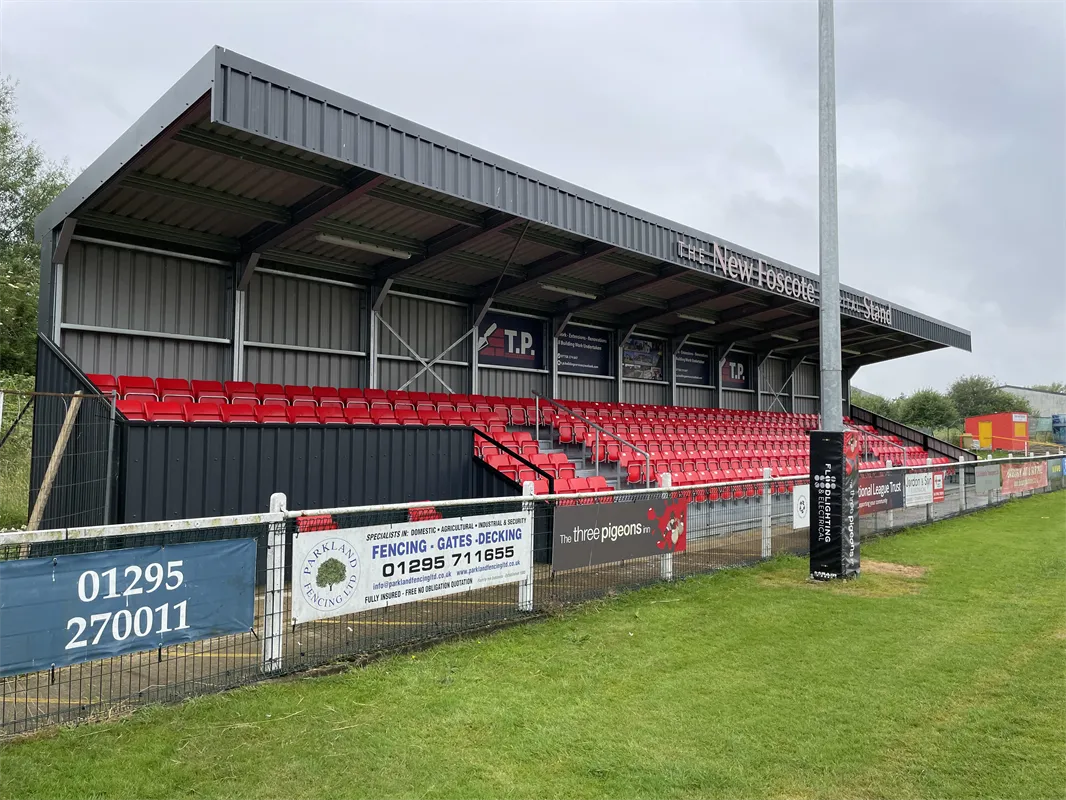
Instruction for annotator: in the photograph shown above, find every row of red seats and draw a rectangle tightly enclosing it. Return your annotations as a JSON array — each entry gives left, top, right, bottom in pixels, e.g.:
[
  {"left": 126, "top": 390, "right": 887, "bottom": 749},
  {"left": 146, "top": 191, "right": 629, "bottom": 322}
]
[
  {"left": 87, "top": 375, "right": 543, "bottom": 424},
  {"left": 118, "top": 400, "right": 513, "bottom": 427},
  {"left": 559, "top": 403, "right": 818, "bottom": 428}
]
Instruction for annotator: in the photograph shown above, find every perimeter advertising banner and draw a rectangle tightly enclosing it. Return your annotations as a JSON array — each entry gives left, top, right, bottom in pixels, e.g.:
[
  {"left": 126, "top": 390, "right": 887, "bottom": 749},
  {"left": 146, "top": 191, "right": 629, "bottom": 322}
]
[
  {"left": 0, "top": 539, "right": 257, "bottom": 677},
  {"left": 1001, "top": 461, "right": 1048, "bottom": 495},
  {"left": 809, "top": 431, "right": 860, "bottom": 580},
  {"left": 974, "top": 463, "right": 1002, "bottom": 494},
  {"left": 905, "top": 472, "right": 946, "bottom": 507},
  {"left": 477, "top": 312, "right": 545, "bottom": 371},
  {"left": 675, "top": 345, "right": 712, "bottom": 386},
  {"left": 621, "top": 336, "right": 665, "bottom": 382},
  {"left": 291, "top": 512, "right": 533, "bottom": 624},
  {"left": 552, "top": 496, "right": 688, "bottom": 572},
  {"left": 557, "top": 326, "right": 612, "bottom": 377},
  {"left": 857, "top": 472, "right": 904, "bottom": 516}
]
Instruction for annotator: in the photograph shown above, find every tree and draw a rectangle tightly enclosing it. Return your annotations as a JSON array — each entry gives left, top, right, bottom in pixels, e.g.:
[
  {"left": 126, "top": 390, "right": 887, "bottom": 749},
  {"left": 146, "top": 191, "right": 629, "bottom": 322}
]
[
  {"left": 1031, "top": 382, "right": 1066, "bottom": 394},
  {"left": 1, "top": 77, "right": 71, "bottom": 375},
  {"left": 851, "top": 387, "right": 902, "bottom": 420},
  {"left": 897, "top": 389, "right": 958, "bottom": 429},
  {"left": 316, "top": 558, "right": 346, "bottom": 591},
  {"left": 947, "top": 375, "right": 1031, "bottom": 420}
]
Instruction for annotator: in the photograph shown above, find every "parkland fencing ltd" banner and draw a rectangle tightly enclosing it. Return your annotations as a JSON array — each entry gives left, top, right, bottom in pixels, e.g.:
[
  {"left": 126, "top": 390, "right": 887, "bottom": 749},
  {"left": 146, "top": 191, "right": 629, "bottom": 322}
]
[
  {"left": 1001, "top": 461, "right": 1049, "bottom": 495},
  {"left": 552, "top": 496, "right": 688, "bottom": 572},
  {"left": 291, "top": 512, "right": 533, "bottom": 624}
]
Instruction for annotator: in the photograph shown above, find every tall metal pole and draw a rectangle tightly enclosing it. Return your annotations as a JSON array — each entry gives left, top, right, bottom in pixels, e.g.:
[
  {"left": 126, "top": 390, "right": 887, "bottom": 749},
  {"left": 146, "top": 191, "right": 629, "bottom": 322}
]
[{"left": 818, "top": 0, "right": 843, "bottom": 432}]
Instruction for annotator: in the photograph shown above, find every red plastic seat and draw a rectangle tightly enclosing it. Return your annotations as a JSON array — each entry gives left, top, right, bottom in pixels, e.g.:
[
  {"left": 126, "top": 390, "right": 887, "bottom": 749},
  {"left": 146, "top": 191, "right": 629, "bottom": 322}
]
[
  {"left": 221, "top": 404, "right": 257, "bottom": 424},
  {"left": 286, "top": 385, "right": 316, "bottom": 407},
  {"left": 344, "top": 407, "right": 372, "bottom": 425},
  {"left": 183, "top": 401, "right": 222, "bottom": 423},
  {"left": 119, "top": 375, "right": 157, "bottom": 402},
  {"left": 254, "top": 405, "right": 288, "bottom": 424},
  {"left": 409, "top": 506, "right": 443, "bottom": 522},
  {"left": 224, "top": 381, "right": 259, "bottom": 405},
  {"left": 87, "top": 373, "right": 118, "bottom": 396},
  {"left": 287, "top": 406, "right": 319, "bottom": 424},
  {"left": 339, "top": 387, "right": 368, "bottom": 410},
  {"left": 144, "top": 401, "right": 184, "bottom": 422},
  {"left": 116, "top": 399, "right": 146, "bottom": 421},
  {"left": 156, "top": 377, "right": 193, "bottom": 404},
  {"left": 312, "top": 386, "right": 343, "bottom": 408},
  {"left": 317, "top": 406, "right": 347, "bottom": 424},
  {"left": 256, "top": 383, "right": 288, "bottom": 406},
  {"left": 191, "top": 379, "right": 227, "bottom": 402}
]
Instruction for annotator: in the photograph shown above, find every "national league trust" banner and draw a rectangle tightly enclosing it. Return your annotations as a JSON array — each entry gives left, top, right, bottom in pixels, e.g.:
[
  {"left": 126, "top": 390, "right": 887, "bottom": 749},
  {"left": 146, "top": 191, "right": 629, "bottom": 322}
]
[
  {"left": 291, "top": 513, "right": 533, "bottom": 624},
  {"left": 809, "top": 431, "right": 860, "bottom": 580},
  {"left": 552, "top": 496, "right": 688, "bottom": 572}
]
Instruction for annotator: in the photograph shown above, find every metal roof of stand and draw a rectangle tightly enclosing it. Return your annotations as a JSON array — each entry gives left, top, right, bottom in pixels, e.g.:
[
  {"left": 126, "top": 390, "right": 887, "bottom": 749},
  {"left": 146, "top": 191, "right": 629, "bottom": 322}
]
[{"left": 37, "top": 46, "right": 971, "bottom": 369}]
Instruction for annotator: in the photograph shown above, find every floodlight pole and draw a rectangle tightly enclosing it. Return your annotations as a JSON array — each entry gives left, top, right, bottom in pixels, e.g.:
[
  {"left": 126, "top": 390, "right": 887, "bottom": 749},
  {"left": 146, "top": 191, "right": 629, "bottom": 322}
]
[{"left": 818, "top": 0, "right": 843, "bottom": 432}]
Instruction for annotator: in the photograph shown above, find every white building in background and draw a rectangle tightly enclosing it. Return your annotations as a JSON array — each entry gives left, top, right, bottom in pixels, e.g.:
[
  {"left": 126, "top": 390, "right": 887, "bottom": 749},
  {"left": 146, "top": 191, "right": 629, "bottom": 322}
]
[{"left": 999, "top": 386, "right": 1066, "bottom": 418}]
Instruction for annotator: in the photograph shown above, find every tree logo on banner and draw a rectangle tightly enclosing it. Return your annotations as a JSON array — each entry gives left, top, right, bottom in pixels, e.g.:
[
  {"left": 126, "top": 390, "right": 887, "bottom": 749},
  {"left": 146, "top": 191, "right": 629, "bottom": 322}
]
[{"left": 300, "top": 538, "right": 360, "bottom": 615}]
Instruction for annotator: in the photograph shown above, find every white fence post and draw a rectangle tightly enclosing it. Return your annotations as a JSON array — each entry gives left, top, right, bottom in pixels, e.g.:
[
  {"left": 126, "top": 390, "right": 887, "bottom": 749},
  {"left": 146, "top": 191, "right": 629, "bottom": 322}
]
[
  {"left": 885, "top": 459, "right": 894, "bottom": 529},
  {"left": 926, "top": 457, "right": 933, "bottom": 523},
  {"left": 958, "top": 456, "right": 967, "bottom": 512},
  {"left": 761, "top": 467, "right": 772, "bottom": 558},
  {"left": 262, "top": 492, "right": 287, "bottom": 674},
  {"left": 659, "top": 472, "right": 673, "bottom": 581},
  {"left": 518, "top": 481, "right": 535, "bottom": 612}
]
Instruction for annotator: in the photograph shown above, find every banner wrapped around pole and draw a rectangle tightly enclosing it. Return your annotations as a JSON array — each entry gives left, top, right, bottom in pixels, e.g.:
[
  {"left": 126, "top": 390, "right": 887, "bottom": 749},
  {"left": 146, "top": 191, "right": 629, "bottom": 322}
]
[{"left": 809, "top": 431, "right": 861, "bottom": 580}]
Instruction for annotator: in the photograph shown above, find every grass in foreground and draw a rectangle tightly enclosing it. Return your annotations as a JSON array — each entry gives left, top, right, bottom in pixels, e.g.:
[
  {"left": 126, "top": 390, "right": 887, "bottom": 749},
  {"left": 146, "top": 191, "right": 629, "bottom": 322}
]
[{"left": 2, "top": 493, "right": 1064, "bottom": 800}]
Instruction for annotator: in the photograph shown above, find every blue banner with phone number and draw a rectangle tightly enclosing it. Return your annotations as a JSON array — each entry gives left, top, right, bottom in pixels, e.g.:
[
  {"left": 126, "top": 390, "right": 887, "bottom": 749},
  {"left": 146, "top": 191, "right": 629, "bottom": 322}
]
[{"left": 0, "top": 538, "right": 256, "bottom": 677}]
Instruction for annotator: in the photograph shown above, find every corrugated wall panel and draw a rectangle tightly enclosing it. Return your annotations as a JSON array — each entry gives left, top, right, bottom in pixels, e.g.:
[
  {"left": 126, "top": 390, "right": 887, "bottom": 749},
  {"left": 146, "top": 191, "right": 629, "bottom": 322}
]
[
  {"left": 795, "top": 397, "right": 819, "bottom": 414},
  {"left": 760, "top": 356, "right": 790, "bottom": 412},
  {"left": 479, "top": 368, "right": 548, "bottom": 400},
  {"left": 120, "top": 424, "right": 512, "bottom": 521},
  {"left": 795, "top": 363, "right": 819, "bottom": 398},
  {"left": 379, "top": 294, "right": 469, "bottom": 360},
  {"left": 557, "top": 376, "right": 614, "bottom": 403},
  {"left": 721, "top": 390, "right": 755, "bottom": 411},
  {"left": 677, "top": 386, "right": 715, "bottom": 409},
  {"left": 62, "top": 241, "right": 231, "bottom": 380},
  {"left": 379, "top": 359, "right": 470, "bottom": 394},
  {"left": 65, "top": 241, "right": 229, "bottom": 337},
  {"left": 62, "top": 331, "right": 229, "bottom": 381},
  {"left": 622, "top": 381, "right": 668, "bottom": 406},
  {"left": 245, "top": 272, "right": 364, "bottom": 352},
  {"left": 244, "top": 348, "right": 364, "bottom": 387}
]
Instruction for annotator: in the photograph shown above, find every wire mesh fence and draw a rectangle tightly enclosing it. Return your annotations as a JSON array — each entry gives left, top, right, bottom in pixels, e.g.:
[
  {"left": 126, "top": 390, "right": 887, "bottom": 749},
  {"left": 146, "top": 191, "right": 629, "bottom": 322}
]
[
  {"left": 0, "top": 390, "right": 119, "bottom": 532},
  {"left": 0, "top": 454, "right": 1062, "bottom": 737}
]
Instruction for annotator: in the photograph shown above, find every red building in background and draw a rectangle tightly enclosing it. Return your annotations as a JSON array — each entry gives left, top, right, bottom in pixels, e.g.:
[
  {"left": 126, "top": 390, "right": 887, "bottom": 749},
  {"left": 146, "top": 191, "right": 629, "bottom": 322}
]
[{"left": 965, "top": 412, "right": 1029, "bottom": 452}]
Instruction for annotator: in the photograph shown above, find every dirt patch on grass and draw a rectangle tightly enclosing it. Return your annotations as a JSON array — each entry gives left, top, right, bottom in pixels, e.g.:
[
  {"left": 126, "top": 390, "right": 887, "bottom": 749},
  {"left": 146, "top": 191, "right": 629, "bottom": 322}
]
[
  {"left": 758, "top": 562, "right": 927, "bottom": 598},
  {"left": 862, "top": 561, "right": 927, "bottom": 579}
]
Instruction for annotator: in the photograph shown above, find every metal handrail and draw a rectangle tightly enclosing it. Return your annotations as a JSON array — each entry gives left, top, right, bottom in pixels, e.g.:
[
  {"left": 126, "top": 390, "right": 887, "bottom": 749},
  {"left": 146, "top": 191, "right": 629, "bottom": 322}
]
[
  {"left": 849, "top": 423, "right": 908, "bottom": 466},
  {"left": 531, "top": 391, "right": 652, "bottom": 488},
  {"left": 472, "top": 428, "right": 555, "bottom": 494}
]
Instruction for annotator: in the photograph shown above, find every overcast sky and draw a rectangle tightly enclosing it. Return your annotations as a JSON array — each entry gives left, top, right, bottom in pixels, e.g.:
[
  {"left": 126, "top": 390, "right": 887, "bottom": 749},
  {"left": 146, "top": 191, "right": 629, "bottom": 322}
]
[{"left": 3, "top": 1, "right": 1064, "bottom": 397}]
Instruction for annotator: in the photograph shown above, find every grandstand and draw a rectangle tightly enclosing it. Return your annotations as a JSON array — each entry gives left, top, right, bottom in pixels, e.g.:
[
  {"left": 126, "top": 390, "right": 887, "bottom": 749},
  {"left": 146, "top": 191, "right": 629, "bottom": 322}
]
[{"left": 30, "top": 47, "right": 973, "bottom": 528}]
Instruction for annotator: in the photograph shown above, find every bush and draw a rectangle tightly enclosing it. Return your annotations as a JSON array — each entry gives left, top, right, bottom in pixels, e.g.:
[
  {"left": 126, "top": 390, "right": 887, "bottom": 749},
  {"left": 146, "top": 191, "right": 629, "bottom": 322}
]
[{"left": 0, "top": 371, "right": 35, "bottom": 528}]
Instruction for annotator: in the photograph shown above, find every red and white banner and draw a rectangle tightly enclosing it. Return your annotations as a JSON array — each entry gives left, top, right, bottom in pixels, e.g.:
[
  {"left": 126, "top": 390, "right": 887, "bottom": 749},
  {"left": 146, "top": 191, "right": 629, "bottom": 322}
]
[
  {"left": 932, "top": 472, "right": 946, "bottom": 503},
  {"left": 1000, "top": 461, "right": 1049, "bottom": 495}
]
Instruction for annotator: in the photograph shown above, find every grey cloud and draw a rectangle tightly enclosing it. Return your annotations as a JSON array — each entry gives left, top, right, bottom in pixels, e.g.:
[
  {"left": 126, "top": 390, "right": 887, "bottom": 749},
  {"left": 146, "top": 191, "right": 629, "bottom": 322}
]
[{"left": 4, "top": 0, "right": 1063, "bottom": 396}]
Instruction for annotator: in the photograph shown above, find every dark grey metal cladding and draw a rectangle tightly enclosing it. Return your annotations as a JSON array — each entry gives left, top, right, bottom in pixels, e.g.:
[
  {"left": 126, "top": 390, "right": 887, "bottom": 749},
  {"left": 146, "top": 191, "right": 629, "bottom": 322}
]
[
  {"left": 61, "top": 240, "right": 231, "bottom": 380},
  {"left": 31, "top": 336, "right": 119, "bottom": 529},
  {"left": 209, "top": 47, "right": 971, "bottom": 352},
  {"left": 119, "top": 424, "right": 518, "bottom": 522}
]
